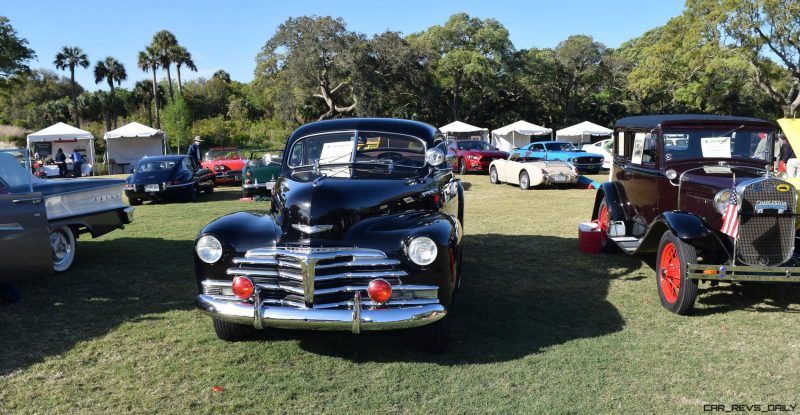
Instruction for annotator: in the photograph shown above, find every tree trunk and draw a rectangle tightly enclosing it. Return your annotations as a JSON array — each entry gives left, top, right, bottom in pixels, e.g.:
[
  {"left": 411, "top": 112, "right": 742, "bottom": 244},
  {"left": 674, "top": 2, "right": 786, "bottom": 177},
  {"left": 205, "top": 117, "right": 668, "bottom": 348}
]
[
  {"left": 451, "top": 77, "right": 461, "bottom": 121},
  {"left": 152, "top": 68, "right": 161, "bottom": 129},
  {"left": 70, "top": 67, "right": 80, "bottom": 127},
  {"left": 176, "top": 65, "right": 182, "bottom": 95},
  {"left": 108, "top": 78, "right": 117, "bottom": 130},
  {"left": 145, "top": 100, "right": 153, "bottom": 127},
  {"left": 165, "top": 64, "right": 174, "bottom": 101}
]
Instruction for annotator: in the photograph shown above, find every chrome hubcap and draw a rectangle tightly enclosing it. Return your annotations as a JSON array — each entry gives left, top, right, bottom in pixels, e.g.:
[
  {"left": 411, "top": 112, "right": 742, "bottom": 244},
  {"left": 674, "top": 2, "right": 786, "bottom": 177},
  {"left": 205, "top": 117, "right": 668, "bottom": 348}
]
[{"left": 50, "top": 231, "right": 71, "bottom": 265}]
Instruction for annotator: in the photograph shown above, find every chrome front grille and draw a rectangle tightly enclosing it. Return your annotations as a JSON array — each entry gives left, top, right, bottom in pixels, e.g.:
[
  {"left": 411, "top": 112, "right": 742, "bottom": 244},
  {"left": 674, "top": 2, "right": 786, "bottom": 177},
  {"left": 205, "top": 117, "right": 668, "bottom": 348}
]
[
  {"left": 205, "top": 247, "right": 439, "bottom": 309},
  {"left": 575, "top": 156, "right": 602, "bottom": 165},
  {"left": 737, "top": 178, "right": 796, "bottom": 266}
]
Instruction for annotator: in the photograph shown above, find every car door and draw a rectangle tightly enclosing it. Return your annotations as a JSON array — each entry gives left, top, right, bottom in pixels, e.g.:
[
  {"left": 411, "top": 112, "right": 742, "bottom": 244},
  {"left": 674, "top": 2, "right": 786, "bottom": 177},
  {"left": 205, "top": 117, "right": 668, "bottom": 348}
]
[
  {"left": 619, "top": 131, "right": 661, "bottom": 232},
  {"left": 527, "top": 143, "right": 547, "bottom": 160},
  {"left": 0, "top": 157, "right": 52, "bottom": 282}
]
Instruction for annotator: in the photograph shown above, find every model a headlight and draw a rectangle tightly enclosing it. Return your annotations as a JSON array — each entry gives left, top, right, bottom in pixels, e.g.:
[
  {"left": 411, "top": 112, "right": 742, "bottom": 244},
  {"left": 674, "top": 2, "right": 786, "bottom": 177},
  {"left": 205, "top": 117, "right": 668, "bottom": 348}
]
[
  {"left": 196, "top": 235, "right": 223, "bottom": 264},
  {"left": 714, "top": 189, "right": 733, "bottom": 214},
  {"left": 407, "top": 236, "right": 438, "bottom": 266}
]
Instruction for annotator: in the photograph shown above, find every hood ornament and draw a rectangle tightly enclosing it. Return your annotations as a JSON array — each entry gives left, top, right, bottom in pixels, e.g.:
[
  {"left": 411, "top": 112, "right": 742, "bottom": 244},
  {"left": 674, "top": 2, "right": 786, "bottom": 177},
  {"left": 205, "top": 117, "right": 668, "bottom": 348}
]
[{"left": 292, "top": 224, "right": 334, "bottom": 234}]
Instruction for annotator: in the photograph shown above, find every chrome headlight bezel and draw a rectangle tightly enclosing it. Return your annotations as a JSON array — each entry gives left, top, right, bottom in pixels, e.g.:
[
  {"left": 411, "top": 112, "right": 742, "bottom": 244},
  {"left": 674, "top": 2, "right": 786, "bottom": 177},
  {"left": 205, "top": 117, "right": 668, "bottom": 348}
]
[
  {"left": 196, "top": 235, "right": 223, "bottom": 264},
  {"left": 406, "top": 236, "right": 438, "bottom": 266},
  {"left": 713, "top": 188, "right": 736, "bottom": 214}
]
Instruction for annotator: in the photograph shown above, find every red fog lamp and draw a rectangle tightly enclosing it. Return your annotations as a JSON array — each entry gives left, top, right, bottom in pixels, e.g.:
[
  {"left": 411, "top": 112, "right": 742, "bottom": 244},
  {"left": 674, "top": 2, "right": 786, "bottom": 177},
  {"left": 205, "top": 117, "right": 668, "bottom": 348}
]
[
  {"left": 231, "top": 276, "right": 254, "bottom": 299},
  {"left": 367, "top": 279, "right": 392, "bottom": 304}
]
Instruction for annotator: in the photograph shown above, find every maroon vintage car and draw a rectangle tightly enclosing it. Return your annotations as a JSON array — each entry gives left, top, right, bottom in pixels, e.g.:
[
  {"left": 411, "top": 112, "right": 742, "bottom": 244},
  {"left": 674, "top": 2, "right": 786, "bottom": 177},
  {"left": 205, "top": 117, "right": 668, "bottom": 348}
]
[
  {"left": 444, "top": 139, "right": 508, "bottom": 174},
  {"left": 592, "top": 114, "right": 796, "bottom": 315}
]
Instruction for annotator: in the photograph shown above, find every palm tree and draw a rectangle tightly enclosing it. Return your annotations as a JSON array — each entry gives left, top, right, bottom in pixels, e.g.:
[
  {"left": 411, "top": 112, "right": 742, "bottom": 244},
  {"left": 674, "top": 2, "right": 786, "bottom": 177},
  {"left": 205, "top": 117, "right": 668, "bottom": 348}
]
[
  {"left": 138, "top": 46, "right": 161, "bottom": 128},
  {"left": 132, "top": 80, "right": 154, "bottom": 126},
  {"left": 170, "top": 45, "right": 196, "bottom": 94},
  {"left": 53, "top": 46, "right": 89, "bottom": 127},
  {"left": 152, "top": 30, "right": 178, "bottom": 100},
  {"left": 93, "top": 56, "right": 127, "bottom": 129}
]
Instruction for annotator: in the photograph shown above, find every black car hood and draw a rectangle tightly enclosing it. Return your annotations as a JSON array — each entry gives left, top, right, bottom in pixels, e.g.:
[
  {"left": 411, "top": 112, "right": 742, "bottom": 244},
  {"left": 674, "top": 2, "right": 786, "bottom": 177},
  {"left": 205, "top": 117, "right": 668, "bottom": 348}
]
[{"left": 273, "top": 168, "right": 437, "bottom": 244}]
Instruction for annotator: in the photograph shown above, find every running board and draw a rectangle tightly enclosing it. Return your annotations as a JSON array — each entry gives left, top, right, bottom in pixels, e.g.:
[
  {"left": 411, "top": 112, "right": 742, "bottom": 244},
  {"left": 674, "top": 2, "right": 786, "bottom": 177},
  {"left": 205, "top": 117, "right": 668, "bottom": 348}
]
[{"left": 610, "top": 236, "right": 640, "bottom": 253}]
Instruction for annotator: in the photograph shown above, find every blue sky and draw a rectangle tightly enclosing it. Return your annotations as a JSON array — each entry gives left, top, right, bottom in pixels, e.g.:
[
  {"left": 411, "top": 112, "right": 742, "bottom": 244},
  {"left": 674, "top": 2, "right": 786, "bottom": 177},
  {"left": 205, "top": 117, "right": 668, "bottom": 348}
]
[{"left": 4, "top": 0, "right": 686, "bottom": 92}]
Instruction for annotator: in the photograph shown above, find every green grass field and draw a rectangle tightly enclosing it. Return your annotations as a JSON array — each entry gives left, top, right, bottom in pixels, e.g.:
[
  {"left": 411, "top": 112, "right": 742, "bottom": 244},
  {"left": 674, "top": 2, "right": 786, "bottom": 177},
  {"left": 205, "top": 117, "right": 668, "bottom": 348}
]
[{"left": 2, "top": 175, "right": 800, "bottom": 414}]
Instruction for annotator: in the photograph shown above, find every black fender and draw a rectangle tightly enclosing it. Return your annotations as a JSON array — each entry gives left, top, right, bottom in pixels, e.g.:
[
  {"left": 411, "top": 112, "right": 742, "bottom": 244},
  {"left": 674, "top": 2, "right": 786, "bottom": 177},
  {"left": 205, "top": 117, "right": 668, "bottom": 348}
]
[
  {"left": 636, "top": 211, "right": 728, "bottom": 256},
  {"left": 591, "top": 182, "right": 625, "bottom": 222}
]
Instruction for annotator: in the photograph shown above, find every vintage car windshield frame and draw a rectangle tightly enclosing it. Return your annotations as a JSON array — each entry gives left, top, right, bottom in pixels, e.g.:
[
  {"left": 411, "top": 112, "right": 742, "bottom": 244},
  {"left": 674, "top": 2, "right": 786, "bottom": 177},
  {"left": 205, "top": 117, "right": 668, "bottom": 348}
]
[
  {"left": 285, "top": 130, "right": 428, "bottom": 170},
  {"left": 660, "top": 127, "right": 774, "bottom": 164},
  {"left": 0, "top": 150, "right": 34, "bottom": 192}
]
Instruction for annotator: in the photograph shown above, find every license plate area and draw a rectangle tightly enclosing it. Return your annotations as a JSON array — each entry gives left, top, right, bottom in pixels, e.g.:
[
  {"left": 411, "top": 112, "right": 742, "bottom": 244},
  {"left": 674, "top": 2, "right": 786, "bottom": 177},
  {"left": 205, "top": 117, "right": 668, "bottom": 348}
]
[{"left": 144, "top": 184, "right": 160, "bottom": 192}]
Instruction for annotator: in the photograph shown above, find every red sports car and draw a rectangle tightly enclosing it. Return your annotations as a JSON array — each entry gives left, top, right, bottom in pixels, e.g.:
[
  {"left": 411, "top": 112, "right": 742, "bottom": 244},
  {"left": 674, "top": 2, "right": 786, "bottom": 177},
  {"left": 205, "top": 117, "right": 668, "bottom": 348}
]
[
  {"left": 445, "top": 140, "right": 509, "bottom": 174},
  {"left": 201, "top": 148, "right": 246, "bottom": 184}
]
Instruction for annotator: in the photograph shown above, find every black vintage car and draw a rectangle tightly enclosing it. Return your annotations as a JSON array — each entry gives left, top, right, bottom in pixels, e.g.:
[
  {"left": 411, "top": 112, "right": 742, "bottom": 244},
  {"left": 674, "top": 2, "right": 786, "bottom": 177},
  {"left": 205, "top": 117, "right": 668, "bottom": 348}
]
[
  {"left": 124, "top": 155, "right": 215, "bottom": 205},
  {"left": 194, "top": 118, "right": 464, "bottom": 351},
  {"left": 591, "top": 114, "right": 799, "bottom": 314}
]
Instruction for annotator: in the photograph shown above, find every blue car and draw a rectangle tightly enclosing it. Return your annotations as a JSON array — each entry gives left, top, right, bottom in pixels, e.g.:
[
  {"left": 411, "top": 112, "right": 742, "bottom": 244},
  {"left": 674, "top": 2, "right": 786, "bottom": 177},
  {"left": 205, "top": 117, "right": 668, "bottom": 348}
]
[{"left": 512, "top": 141, "right": 604, "bottom": 173}]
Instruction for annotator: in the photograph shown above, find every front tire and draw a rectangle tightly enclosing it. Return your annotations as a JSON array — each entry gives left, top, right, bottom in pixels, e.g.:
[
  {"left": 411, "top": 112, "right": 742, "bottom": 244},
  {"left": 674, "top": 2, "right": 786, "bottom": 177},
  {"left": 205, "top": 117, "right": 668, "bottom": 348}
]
[
  {"left": 656, "top": 231, "right": 699, "bottom": 315},
  {"left": 417, "top": 318, "right": 448, "bottom": 353},
  {"left": 489, "top": 166, "right": 500, "bottom": 184},
  {"left": 204, "top": 183, "right": 214, "bottom": 194},
  {"left": 129, "top": 197, "right": 142, "bottom": 206},
  {"left": 596, "top": 197, "right": 618, "bottom": 253},
  {"left": 50, "top": 226, "right": 76, "bottom": 273},
  {"left": 185, "top": 185, "right": 198, "bottom": 203},
  {"left": 519, "top": 171, "right": 530, "bottom": 190},
  {"left": 458, "top": 158, "right": 467, "bottom": 175},
  {"left": 213, "top": 318, "right": 255, "bottom": 341}
]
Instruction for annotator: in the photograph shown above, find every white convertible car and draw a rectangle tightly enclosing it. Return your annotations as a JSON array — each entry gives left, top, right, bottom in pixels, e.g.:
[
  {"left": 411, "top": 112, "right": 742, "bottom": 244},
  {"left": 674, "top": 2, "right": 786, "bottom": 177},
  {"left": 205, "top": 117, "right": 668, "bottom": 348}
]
[{"left": 489, "top": 153, "right": 579, "bottom": 190}]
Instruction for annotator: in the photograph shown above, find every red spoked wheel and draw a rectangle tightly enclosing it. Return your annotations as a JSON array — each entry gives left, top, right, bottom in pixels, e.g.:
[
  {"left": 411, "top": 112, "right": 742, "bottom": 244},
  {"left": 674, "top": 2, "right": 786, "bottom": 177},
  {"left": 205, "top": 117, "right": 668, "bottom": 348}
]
[
  {"left": 595, "top": 197, "right": 616, "bottom": 253},
  {"left": 656, "top": 231, "right": 698, "bottom": 315},
  {"left": 659, "top": 242, "right": 680, "bottom": 304}
]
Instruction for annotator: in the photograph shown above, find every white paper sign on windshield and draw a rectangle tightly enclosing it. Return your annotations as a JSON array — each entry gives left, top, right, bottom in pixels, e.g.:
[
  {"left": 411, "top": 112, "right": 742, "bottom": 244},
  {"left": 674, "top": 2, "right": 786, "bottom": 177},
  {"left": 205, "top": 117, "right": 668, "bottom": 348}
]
[
  {"left": 631, "top": 133, "right": 646, "bottom": 164},
  {"left": 701, "top": 137, "right": 731, "bottom": 158},
  {"left": 319, "top": 141, "right": 354, "bottom": 164}
]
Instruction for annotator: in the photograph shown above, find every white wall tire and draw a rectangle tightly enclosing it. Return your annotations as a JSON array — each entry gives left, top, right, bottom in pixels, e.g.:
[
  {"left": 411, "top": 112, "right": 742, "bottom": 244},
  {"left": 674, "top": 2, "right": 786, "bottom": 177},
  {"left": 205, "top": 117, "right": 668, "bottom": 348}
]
[{"left": 50, "top": 226, "right": 76, "bottom": 273}]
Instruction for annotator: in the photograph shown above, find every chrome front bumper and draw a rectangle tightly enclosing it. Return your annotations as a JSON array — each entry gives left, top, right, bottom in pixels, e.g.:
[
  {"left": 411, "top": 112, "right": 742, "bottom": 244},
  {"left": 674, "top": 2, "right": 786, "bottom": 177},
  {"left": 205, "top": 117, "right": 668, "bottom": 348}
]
[
  {"left": 196, "top": 293, "right": 447, "bottom": 333},
  {"left": 242, "top": 181, "right": 275, "bottom": 190}
]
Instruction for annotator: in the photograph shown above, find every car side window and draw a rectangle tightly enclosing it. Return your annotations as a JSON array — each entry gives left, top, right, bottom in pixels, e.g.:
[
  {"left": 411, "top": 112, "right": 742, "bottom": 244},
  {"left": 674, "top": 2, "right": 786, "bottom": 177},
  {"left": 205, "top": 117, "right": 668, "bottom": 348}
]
[
  {"left": 532, "top": 143, "right": 544, "bottom": 151},
  {"left": 182, "top": 158, "right": 194, "bottom": 171},
  {"left": 631, "top": 132, "right": 658, "bottom": 165}
]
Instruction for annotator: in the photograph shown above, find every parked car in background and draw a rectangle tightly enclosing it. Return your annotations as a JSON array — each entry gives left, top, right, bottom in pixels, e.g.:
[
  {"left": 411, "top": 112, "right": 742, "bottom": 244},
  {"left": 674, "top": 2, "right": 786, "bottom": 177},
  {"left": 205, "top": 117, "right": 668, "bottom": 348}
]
[
  {"left": 242, "top": 149, "right": 283, "bottom": 198},
  {"left": 201, "top": 147, "right": 246, "bottom": 184},
  {"left": 581, "top": 138, "right": 613, "bottom": 169},
  {"left": 124, "top": 155, "right": 215, "bottom": 205},
  {"left": 194, "top": 118, "right": 463, "bottom": 352},
  {"left": 443, "top": 139, "right": 508, "bottom": 174},
  {"left": 591, "top": 114, "right": 791, "bottom": 315},
  {"left": 0, "top": 149, "right": 133, "bottom": 276},
  {"left": 513, "top": 141, "right": 604, "bottom": 173},
  {"left": 489, "top": 153, "right": 578, "bottom": 189}
]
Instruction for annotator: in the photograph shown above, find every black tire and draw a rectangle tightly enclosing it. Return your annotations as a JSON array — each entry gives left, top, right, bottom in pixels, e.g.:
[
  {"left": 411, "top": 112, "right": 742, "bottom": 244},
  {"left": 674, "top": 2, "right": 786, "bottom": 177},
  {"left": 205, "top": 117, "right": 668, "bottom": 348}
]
[
  {"left": 458, "top": 158, "right": 467, "bottom": 175},
  {"left": 417, "top": 318, "right": 449, "bottom": 353},
  {"left": 243, "top": 190, "right": 253, "bottom": 199},
  {"left": 185, "top": 186, "right": 197, "bottom": 203},
  {"left": 489, "top": 166, "right": 500, "bottom": 184},
  {"left": 519, "top": 171, "right": 530, "bottom": 190},
  {"left": 656, "top": 231, "right": 699, "bottom": 315},
  {"left": 596, "top": 197, "right": 618, "bottom": 253},
  {"left": 129, "top": 198, "right": 142, "bottom": 206},
  {"left": 204, "top": 183, "right": 214, "bottom": 194},
  {"left": 212, "top": 318, "right": 255, "bottom": 341}
]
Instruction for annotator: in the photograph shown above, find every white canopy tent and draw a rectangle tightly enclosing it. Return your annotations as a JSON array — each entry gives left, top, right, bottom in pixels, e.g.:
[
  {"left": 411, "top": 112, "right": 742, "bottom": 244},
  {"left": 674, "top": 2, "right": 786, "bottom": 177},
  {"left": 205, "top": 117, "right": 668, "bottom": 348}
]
[
  {"left": 440, "top": 121, "right": 489, "bottom": 141},
  {"left": 491, "top": 120, "right": 553, "bottom": 152},
  {"left": 104, "top": 122, "right": 166, "bottom": 174},
  {"left": 556, "top": 121, "right": 612, "bottom": 144},
  {"left": 27, "top": 122, "right": 96, "bottom": 176}
]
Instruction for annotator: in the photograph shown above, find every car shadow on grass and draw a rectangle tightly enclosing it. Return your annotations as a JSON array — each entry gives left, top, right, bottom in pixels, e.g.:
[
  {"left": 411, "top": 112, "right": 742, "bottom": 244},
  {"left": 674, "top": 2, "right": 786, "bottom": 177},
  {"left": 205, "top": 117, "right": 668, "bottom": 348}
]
[
  {"left": 294, "top": 234, "right": 642, "bottom": 365},
  {"left": 693, "top": 282, "right": 800, "bottom": 315},
  {"left": 0, "top": 237, "right": 197, "bottom": 376}
]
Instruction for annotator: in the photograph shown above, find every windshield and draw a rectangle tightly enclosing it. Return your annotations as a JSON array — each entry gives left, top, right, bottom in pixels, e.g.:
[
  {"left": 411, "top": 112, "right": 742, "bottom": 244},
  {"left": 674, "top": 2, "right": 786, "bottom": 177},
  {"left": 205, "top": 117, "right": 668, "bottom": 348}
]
[
  {"left": 287, "top": 131, "right": 426, "bottom": 168},
  {"left": 662, "top": 130, "right": 772, "bottom": 162},
  {"left": 456, "top": 141, "right": 492, "bottom": 151},
  {"left": 0, "top": 152, "right": 32, "bottom": 190},
  {"left": 205, "top": 149, "right": 243, "bottom": 161},
  {"left": 136, "top": 160, "right": 176, "bottom": 172},
  {"left": 544, "top": 142, "right": 577, "bottom": 151}
]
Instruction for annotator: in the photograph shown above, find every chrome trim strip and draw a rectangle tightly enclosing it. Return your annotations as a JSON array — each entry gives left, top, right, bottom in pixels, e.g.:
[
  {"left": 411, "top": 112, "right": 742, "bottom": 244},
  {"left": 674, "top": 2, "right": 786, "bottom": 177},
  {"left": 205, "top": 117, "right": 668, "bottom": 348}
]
[
  {"left": 0, "top": 223, "right": 23, "bottom": 231},
  {"left": 314, "top": 284, "right": 437, "bottom": 296},
  {"left": 196, "top": 294, "right": 446, "bottom": 331},
  {"left": 255, "top": 282, "right": 304, "bottom": 296},
  {"left": 245, "top": 247, "right": 388, "bottom": 260},
  {"left": 352, "top": 291, "right": 361, "bottom": 334},
  {"left": 314, "top": 270, "right": 407, "bottom": 282},
  {"left": 226, "top": 268, "right": 303, "bottom": 281},
  {"left": 315, "top": 258, "right": 401, "bottom": 269}
]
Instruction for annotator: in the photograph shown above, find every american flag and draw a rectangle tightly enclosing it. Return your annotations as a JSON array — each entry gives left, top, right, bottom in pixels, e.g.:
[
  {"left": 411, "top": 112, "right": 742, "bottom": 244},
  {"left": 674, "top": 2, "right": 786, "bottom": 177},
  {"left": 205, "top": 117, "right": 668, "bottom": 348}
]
[{"left": 720, "top": 186, "right": 740, "bottom": 239}]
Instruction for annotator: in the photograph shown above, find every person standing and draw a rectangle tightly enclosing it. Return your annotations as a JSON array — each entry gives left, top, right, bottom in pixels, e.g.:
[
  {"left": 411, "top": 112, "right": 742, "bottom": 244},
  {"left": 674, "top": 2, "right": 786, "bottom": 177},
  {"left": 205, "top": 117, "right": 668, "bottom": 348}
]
[
  {"left": 54, "top": 148, "right": 67, "bottom": 178},
  {"left": 781, "top": 133, "right": 799, "bottom": 178},
  {"left": 187, "top": 136, "right": 203, "bottom": 165},
  {"left": 71, "top": 148, "right": 83, "bottom": 177}
]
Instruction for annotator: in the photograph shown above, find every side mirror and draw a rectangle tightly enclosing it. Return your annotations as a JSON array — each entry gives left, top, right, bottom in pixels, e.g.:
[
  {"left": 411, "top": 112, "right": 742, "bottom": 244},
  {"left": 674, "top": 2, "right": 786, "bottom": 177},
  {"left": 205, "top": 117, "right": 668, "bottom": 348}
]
[{"left": 425, "top": 148, "right": 446, "bottom": 167}]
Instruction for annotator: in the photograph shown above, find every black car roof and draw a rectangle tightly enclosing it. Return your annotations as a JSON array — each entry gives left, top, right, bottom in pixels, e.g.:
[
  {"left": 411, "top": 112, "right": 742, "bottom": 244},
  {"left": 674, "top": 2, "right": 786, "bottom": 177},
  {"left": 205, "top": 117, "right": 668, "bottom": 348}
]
[
  {"left": 137, "top": 155, "right": 187, "bottom": 163},
  {"left": 614, "top": 114, "right": 774, "bottom": 130},
  {"left": 286, "top": 118, "right": 439, "bottom": 147}
]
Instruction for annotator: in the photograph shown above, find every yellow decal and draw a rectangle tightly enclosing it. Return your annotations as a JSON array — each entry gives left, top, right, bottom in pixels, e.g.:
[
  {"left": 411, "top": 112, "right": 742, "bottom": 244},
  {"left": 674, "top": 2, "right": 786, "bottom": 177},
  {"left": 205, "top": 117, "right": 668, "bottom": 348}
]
[{"left": 776, "top": 183, "right": 790, "bottom": 192}]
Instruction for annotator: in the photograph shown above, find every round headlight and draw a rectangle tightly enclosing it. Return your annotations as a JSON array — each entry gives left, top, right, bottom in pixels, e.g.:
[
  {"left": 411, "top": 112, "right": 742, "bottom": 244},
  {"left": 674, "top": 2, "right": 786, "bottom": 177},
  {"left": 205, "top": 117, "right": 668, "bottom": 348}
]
[
  {"left": 407, "top": 236, "right": 438, "bottom": 266},
  {"left": 713, "top": 189, "right": 732, "bottom": 214},
  {"left": 196, "top": 235, "right": 223, "bottom": 264}
]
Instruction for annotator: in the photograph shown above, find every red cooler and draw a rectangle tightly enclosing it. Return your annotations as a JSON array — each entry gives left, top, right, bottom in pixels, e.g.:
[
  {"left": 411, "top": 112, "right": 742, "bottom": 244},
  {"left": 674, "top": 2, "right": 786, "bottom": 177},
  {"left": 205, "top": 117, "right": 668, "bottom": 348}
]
[{"left": 578, "top": 222, "right": 601, "bottom": 254}]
